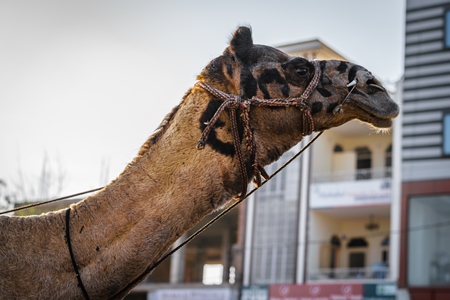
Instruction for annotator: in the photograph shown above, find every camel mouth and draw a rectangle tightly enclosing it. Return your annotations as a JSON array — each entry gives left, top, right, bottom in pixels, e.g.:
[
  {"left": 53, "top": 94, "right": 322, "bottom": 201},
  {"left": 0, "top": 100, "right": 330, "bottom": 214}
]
[
  {"left": 361, "top": 111, "right": 395, "bottom": 128},
  {"left": 352, "top": 93, "right": 399, "bottom": 129}
]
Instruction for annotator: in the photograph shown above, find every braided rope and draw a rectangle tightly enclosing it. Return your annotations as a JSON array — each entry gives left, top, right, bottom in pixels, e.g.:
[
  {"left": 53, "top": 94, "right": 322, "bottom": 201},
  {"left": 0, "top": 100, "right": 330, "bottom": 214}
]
[{"left": 196, "top": 60, "right": 321, "bottom": 199}]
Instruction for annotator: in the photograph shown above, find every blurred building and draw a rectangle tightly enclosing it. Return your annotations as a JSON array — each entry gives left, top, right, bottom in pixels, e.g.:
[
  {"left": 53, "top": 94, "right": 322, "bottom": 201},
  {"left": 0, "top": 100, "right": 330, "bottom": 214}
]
[
  {"left": 399, "top": 1, "right": 450, "bottom": 299},
  {"left": 77, "top": 2, "right": 450, "bottom": 298},
  {"left": 129, "top": 39, "right": 372, "bottom": 300},
  {"left": 241, "top": 39, "right": 398, "bottom": 300}
]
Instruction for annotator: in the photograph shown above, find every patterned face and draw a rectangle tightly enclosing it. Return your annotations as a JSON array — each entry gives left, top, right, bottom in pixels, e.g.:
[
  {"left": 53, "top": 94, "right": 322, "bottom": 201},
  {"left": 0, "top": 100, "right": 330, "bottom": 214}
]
[
  {"left": 310, "top": 60, "right": 399, "bottom": 130},
  {"left": 196, "top": 27, "right": 399, "bottom": 163},
  {"left": 198, "top": 27, "right": 398, "bottom": 135}
]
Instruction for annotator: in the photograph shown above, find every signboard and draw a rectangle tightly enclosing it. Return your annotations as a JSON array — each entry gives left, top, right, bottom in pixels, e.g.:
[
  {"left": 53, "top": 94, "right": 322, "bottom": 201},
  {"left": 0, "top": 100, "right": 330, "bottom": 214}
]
[
  {"left": 310, "top": 179, "right": 391, "bottom": 208},
  {"left": 363, "top": 283, "right": 396, "bottom": 300},
  {"left": 241, "top": 285, "right": 269, "bottom": 300},
  {"left": 269, "top": 283, "right": 363, "bottom": 300},
  {"left": 148, "top": 288, "right": 236, "bottom": 300}
]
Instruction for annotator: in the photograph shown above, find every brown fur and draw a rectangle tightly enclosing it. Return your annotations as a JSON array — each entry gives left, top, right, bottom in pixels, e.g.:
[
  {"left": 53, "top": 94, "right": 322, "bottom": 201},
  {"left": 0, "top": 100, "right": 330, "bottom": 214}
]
[{"left": 0, "top": 27, "right": 398, "bottom": 299}]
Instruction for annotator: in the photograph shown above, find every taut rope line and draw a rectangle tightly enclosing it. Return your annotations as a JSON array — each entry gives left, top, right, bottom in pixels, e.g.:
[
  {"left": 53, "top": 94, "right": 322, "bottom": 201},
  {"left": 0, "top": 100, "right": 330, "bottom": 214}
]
[
  {"left": 110, "top": 131, "right": 323, "bottom": 300},
  {"left": 0, "top": 188, "right": 103, "bottom": 216}
]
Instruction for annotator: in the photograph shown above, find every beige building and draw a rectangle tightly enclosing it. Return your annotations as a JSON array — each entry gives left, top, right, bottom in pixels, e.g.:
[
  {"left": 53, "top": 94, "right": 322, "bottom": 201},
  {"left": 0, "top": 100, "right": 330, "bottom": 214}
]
[{"left": 243, "top": 38, "right": 396, "bottom": 290}]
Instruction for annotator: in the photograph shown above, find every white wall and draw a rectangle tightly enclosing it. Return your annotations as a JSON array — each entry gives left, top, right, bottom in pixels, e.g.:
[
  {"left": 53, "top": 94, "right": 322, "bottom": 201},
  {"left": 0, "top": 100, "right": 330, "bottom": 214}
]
[
  {"left": 311, "top": 129, "right": 393, "bottom": 180},
  {"left": 308, "top": 211, "right": 341, "bottom": 270},
  {"left": 339, "top": 218, "right": 391, "bottom": 268},
  {"left": 308, "top": 211, "right": 391, "bottom": 272}
]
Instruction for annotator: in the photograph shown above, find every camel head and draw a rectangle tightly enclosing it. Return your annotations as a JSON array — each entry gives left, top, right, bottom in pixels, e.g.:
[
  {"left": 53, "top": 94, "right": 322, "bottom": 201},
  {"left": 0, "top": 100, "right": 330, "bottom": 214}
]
[
  {"left": 196, "top": 26, "right": 399, "bottom": 167},
  {"left": 309, "top": 60, "right": 399, "bottom": 131},
  {"left": 199, "top": 26, "right": 398, "bottom": 128}
]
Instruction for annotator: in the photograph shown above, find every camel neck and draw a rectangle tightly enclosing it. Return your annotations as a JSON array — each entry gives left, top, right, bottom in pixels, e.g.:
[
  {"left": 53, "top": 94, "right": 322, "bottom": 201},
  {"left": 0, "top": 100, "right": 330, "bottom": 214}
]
[{"left": 64, "top": 92, "right": 237, "bottom": 298}]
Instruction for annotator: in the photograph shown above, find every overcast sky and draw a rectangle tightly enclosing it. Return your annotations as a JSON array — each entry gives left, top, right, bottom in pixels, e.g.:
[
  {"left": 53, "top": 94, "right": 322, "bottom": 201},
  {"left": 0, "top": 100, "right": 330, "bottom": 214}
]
[{"left": 0, "top": 0, "right": 405, "bottom": 198}]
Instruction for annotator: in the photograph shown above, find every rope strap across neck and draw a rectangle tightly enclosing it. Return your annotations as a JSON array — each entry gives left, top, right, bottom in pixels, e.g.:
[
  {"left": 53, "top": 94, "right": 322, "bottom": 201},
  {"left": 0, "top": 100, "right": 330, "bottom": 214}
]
[
  {"left": 195, "top": 60, "right": 321, "bottom": 199},
  {"left": 65, "top": 208, "right": 90, "bottom": 300}
]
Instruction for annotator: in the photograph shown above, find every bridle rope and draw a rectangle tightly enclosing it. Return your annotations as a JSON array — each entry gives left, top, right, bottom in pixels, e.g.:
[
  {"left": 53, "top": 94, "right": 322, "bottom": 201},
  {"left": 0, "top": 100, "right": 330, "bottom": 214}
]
[
  {"left": 2, "top": 59, "right": 362, "bottom": 300},
  {"left": 195, "top": 60, "right": 321, "bottom": 200}
]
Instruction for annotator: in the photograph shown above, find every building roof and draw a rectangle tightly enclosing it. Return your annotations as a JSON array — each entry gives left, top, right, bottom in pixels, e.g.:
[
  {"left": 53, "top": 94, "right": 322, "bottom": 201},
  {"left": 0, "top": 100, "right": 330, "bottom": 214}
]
[{"left": 276, "top": 39, "right": 348, "bottom": 61}]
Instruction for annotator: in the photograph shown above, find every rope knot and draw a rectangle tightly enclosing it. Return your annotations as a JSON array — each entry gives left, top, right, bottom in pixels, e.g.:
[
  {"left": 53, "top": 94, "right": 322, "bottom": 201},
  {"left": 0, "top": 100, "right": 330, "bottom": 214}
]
[{"left": 194, "top": 60, "right": 321, "bottom": 199}]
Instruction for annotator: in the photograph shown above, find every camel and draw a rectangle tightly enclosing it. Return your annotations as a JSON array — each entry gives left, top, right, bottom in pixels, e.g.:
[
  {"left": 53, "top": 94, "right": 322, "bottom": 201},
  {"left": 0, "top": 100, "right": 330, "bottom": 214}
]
[{"left": 0, "top": 26, "right": 399, "bottom": 299}]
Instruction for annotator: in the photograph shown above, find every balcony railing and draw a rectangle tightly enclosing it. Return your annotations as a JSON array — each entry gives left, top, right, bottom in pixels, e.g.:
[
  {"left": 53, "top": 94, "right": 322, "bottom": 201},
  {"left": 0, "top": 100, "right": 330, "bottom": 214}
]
[
  {"left": 308, "top": 266, "right": 390, "bottom": 281},
  {"left": 312, "top": 167, "right": 392, "bottom": 183}
]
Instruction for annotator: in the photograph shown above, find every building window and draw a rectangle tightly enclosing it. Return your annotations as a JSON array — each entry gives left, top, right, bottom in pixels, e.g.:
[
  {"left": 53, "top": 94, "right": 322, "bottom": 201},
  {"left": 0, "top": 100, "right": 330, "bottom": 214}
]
[
  {"left": 334, "top": 144, "right": 344, "bottom": 153},
  {"left": 355, "top": 147, "right": 372, "bottom": 180},
  {"left": 444, "top": 113, "right": 450, "bottom": 155},
  {"left": 408, "top": 195, "right": 450, "bottom": 286},
  {"left": 202, "top": 264, "right": 223, "bottom": 285},
  {"left": 385, "top": 144, "right": 392, "bottom": 177},
  {"left": 347, "top": 238, "right": 368, "bottom": 278},
  {"left": 446, "top": 10, "right": 450, "bottom": 48},
  {"left": 381, "top": 236, "right": 389, "bottom": 266}
]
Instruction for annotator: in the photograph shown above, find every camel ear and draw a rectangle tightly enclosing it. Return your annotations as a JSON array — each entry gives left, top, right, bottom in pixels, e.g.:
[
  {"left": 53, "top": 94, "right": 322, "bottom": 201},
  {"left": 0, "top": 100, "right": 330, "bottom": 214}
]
[{"left": 230, "top": 26, "right": 253, "bottom": 64}]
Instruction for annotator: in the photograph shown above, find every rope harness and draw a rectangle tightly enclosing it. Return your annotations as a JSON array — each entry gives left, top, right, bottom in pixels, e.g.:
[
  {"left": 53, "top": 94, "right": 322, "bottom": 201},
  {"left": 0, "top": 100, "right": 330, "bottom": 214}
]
[
  {"left": 4, "top": 59, "right": 357, "bottom": 300},
  {"left": 86, "top": 60, "right": 323, "bottom": 299},
  {"left": 195, "top": 60, "right": 321, "bottom": 200}
]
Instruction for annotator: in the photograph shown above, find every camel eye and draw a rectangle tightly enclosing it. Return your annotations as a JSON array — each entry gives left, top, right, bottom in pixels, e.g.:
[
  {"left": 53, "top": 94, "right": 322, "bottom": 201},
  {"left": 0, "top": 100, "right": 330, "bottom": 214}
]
[{"left": 295, "top": 67, "right": 308, "bottom": 76}]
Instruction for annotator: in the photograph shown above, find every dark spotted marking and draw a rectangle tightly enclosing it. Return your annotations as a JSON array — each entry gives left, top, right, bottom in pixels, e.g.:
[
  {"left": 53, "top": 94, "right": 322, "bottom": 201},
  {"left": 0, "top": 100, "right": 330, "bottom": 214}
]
[
  {"left": 96, "top": 246, "right": 100, "bottom": 252},
  {"left": 226, "top": 63, "right": 233, "bottom": 78},
  {"left": 79, "top": 226, "right": 84, "bottom": 234},
  {"left": 317, "top": 87, "right": 332, "bottom": 98},
  {"left": 348, "top": 64, "right": 361, "bottom": 83},
  {"left": 319, "top": 60, "right": 327, "bottom": 73},
  {"left": 258, "top": 68, "right": 289, "bottom": 99},
  {"left": 320, "top": 74, "right": 333, "bottom": 86},
  {"left": 327, "top": 102, "right": 339, "bottom": 114},
  {"left": 337, "top": 61, "right": 348, "bottom": 74},
  {"left": 311, "top": 102, "right": 323, "bottom": 115},
  {"left": 241, "top": 68, "right": 257, "bottom": 98},
  {"left": 319, "top": 60, "right": 327, "bottom": 83},
  {"left": 205, "top": 57, "right": 227, "bottom": 83},
  {"left": 318, "top": 60, "right": 337, "bottom": 88},
  {"left": 199, "top": 99, "right": 235, "bottom": 157}
]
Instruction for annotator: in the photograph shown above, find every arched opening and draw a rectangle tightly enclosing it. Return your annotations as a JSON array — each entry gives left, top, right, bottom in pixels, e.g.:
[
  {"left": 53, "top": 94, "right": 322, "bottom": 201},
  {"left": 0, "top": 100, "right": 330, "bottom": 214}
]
[
  {"left": 333, "top": 144, "right": 344, "bottom": 153},
  {"left": 355, "top": 146, "right": 372, "bottom": 180},
  {"left": 347, "top": 237, "right": 368, "bottom": 278},
  {"left": 347, "top": 237, "right": 368, "bottom": 248}
]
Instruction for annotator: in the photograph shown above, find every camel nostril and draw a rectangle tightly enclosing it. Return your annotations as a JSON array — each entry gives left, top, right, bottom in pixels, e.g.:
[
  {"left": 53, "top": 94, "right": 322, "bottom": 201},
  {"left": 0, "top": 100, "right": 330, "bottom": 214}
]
[{"left": 367, "top": 79, "right": 386, "bottom": 92}]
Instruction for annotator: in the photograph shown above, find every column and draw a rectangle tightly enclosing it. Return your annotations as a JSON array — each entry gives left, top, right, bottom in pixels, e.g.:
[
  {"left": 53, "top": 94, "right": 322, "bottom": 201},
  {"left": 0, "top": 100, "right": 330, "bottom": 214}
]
[
  {"left": 170, "top": 234, "right": 187, "bottom": 284},
  {"left": 296, "top": 136, "right": 311, "bottom": 283},
  {"left": 390, "top": 80, "right": 403, "bottom": 281}
]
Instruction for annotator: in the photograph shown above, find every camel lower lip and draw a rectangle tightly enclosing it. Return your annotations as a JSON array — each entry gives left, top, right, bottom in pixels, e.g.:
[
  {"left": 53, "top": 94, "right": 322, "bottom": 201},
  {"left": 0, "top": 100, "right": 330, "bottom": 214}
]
[
  {"left": 355, "top": 101, "right": 398, "bottom": 128},
  {"left": 369, "top": 116, "right": 393, "bottom": 128}
]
